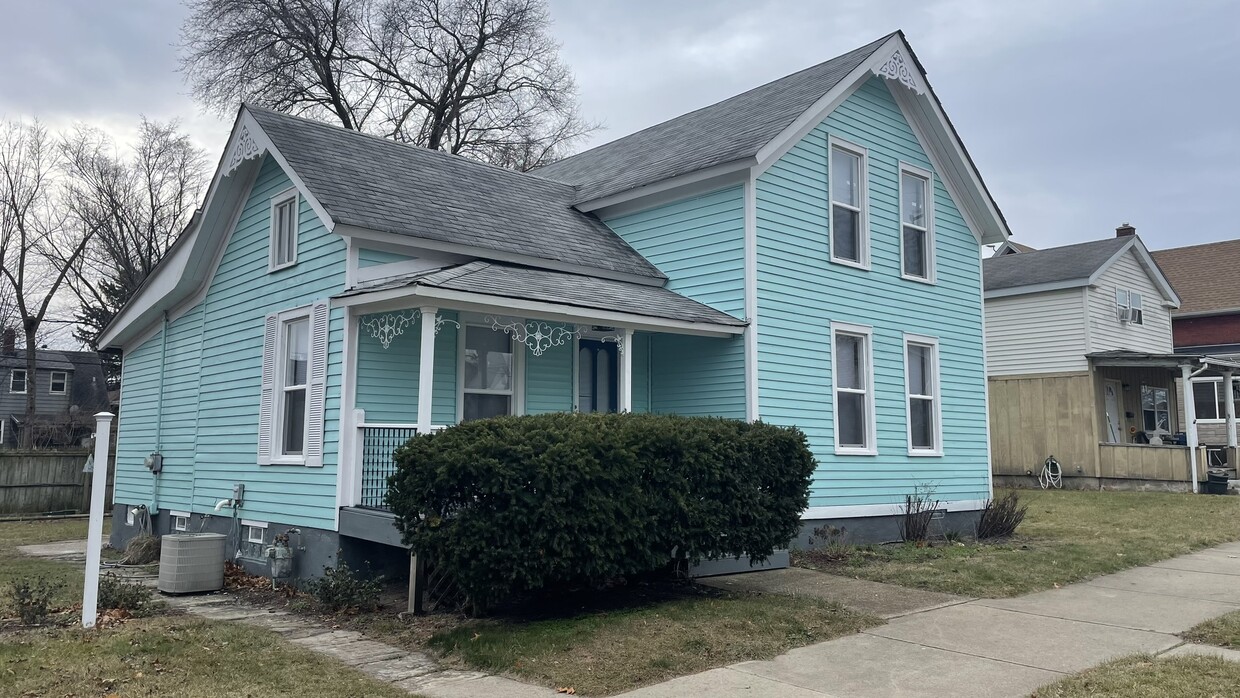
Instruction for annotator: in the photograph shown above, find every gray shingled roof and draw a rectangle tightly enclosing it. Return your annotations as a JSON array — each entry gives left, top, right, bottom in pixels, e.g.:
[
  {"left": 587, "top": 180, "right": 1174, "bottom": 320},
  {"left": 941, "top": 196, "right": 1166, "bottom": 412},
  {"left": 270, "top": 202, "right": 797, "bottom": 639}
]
[
  {"left": 531, "top": 33, "right": 895, "bottom": 203},
  {"left": 984, "top": 237, "right": 1131, "bottom": 292},
  {"left": 248, "top": 108, "right": 664, "bottom": 280},
  {"left": 0, "top": 350, "right": 76, "bottom": 371},
  {"left": 340, "top": 261, "right": 746, "bottom": 328}
]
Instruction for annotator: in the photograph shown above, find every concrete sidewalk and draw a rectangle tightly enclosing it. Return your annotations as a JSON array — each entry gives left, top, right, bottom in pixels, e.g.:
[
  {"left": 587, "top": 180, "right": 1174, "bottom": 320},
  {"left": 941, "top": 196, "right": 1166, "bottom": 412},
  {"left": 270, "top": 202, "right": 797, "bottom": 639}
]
[{"left": 620, "top": 543, "right": 1240, "bottom": 697}]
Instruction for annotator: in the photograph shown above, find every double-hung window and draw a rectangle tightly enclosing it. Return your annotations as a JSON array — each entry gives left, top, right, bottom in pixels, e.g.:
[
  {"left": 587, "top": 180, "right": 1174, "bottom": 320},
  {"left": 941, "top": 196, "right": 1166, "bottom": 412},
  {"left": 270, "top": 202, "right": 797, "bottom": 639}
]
[
  {"left": 279, "top": 316, "right": 310, "bottom": 457},
  {"left": 49, "top": 371, "right": 66, "bottom": 394},
  {"left": 462, "top": 325, "right": 515, "bottom": 421},
  {"left": 1116, "top": 289, "right": 1143, "bottom": 325},
  {"left": 1192, "top": 379, "right": 1240, "bottom": 422},
  {"left": 1141, "top": 385, "right": 1170, "bottom": 432},
  {"left": 9, "top": 369, "right": 26, "bottom": 394},
  {"left": 269, "top": 189, "right": 298, "bottom": 271},
  {"left": 899, "top": 164, "right": 934, "bottom": 281},
  {"left": 832, "top": 323, "right": 876, "bottom": 454},
  {"left": 905, "top": 335, "right": 942, "bottom": 455},
  {"left": 829, "top": 138, "right": 868, "bottom": 268}
]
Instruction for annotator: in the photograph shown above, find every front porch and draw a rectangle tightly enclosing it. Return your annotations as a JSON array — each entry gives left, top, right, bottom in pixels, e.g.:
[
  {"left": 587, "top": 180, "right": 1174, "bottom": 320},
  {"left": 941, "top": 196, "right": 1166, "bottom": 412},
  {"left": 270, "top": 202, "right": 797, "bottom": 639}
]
[{"left": 333, "top": 262, "right": 749, "bottom": 521}]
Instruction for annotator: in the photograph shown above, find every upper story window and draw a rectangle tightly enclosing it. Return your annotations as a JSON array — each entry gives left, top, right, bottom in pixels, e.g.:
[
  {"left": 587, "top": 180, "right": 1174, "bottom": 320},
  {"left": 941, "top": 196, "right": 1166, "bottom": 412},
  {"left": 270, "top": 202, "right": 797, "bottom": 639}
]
[
  {"left": 900, "top": 164, "right": 934, "bottom": 282},
  {"left": 831, "top": 322, "right": 876, "bottom": 455},
  {"left": 9, "top": 369, "right": 26, "bottom": 394},
  {"left": 1116, "top": 289, "right": 1143, "bottom": 325},
  {"left": 49, "top": 371, "right": 67, "bottom": 394},
  {"left": 829, "top": 138, "right": 868, "bottom": 269},
  {"left": 269, "top": 189, "right": 299, "bottom": 271}
]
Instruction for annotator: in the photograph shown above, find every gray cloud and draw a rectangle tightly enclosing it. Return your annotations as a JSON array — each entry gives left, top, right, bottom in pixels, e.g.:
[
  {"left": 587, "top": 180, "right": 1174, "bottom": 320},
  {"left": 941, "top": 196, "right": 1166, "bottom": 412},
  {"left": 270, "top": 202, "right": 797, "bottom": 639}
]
[{"left": 3, "top": 0, "right": 1237, "bottom": 251}]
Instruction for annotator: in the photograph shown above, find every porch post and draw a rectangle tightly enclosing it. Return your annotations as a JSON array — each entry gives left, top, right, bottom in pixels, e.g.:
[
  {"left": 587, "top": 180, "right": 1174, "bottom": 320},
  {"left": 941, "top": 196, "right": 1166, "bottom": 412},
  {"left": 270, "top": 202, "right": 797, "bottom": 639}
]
[
  {"left": 1226, "top": 371, "right": 1237, "bottom": 450},
  {"left": 619, "top": 328, "right": 633, "bottom": 413},
  {"left": 417, "top": 307, "right": 437, "bottom": 433},
  {"left": 1183, "top": 365, "right": 1200, "bottom": 494}
]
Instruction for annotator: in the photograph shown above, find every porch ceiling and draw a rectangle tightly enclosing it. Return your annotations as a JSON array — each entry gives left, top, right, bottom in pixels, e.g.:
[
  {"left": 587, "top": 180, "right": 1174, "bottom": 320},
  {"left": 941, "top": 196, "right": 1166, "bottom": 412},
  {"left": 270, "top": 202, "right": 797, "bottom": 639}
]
[{"left": 334, "top": 261, "right": 748, "bottom": 336}]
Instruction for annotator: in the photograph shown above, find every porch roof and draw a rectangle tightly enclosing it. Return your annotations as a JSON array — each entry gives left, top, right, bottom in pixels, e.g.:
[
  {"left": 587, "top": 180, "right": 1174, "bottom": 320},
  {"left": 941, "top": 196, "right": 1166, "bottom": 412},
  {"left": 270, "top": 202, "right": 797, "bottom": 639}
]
[
  {"left": 336, "top": 261, "right": 748, "bottom": 334},
  {"left": 1087, "top": 350, "right": 1240, "bottom": 372}
]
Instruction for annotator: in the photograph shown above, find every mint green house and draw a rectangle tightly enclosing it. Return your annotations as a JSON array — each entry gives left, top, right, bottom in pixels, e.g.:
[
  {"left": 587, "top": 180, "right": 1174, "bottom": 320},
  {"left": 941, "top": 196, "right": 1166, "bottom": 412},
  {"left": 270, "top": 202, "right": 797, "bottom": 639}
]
[{"left": 101, "top": 32, "right": 1009, "bottom": 575}]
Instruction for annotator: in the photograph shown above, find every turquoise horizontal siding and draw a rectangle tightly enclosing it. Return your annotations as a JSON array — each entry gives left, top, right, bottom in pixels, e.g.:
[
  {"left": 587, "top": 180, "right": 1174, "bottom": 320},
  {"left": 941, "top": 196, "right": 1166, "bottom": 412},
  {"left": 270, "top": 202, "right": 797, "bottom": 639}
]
[
  {"left": 650, "top": 334, "right": 745, "bottom": 419},
  {"left": 604, "top": 187, "right": 746, "bottom": 318},
  {"left": 357, "top": 247, "right": 414, "bottom": 268},
  {"left": 113, "top": 332, "right": 161, "bottom": 508},
  {"left": 355, "top": 311, "right": 458, "bottom": 425},
  {"left": 756, "top": 76, "right": 990, "bottom": 508},
  {"left": 525, "top": 335, "right": 573, "bottom": 415},
  {"left": 631, "top": 332, "right": 651, "bottom": 413}
]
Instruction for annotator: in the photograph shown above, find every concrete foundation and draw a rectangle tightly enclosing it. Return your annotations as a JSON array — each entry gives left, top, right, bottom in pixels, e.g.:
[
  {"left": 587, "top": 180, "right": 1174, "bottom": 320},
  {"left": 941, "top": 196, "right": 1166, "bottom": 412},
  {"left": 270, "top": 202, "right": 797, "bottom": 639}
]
[
  {"left": 794, "top": 508, "right": 983, "bottom": 549},
  {"left": 993, "top": 474, "right": 1202, "bottom": 493}
]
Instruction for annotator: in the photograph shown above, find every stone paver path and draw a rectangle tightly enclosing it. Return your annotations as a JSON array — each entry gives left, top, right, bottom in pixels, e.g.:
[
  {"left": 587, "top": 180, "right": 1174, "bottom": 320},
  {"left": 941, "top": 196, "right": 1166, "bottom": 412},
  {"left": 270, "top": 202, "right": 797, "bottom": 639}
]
[
  {"left": 619, "top": 542, "right": 1240, "bottom": 697},
  {"left": 20, "top": 539, "right": 555, "bottom": 698}
]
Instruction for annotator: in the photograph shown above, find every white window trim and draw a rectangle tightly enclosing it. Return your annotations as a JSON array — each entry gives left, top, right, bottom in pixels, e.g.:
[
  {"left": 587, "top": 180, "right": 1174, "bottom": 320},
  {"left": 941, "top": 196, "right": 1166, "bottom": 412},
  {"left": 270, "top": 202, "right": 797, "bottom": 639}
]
[
  {"left": 830, "top": 321, "right": 878, "bottom": 456},
  {"left": 903, "top": 333, "right": 944, "bottom": 456},
  {"left": 268, "top": 187, "right": 299, "bottom": 272},
  {"left": 456, "top": 319, "right": 525, "bottom": 422},
  {"left": 1141, "top": 384, "right": 1171, "bottom": 433},
  {"left": 1116, "top": 289, "right": 1144, "bottom": 325},
  {"left": 242, "top": 519, "right": 268, "bottom": 544},
  {"left": 271, "top": 306, "right": 311, "bottom": 465},
  {"left": 1191, "top": 377, "right": 1236, "bottom": 424},
  {"left": 9, "top": 368, "right": 26, "bottom": 394},
  {"left": 171, "top": 511, "right": 190, "bottom": 532},
  {"left": 898, "top": 162, "right": 936, "bottom": 284},
  {"left": 827, "top": 136, "right": 870, "bottom": 270},
  {"left": 49, "top": 371, "right": 67, "bottom": 395}
]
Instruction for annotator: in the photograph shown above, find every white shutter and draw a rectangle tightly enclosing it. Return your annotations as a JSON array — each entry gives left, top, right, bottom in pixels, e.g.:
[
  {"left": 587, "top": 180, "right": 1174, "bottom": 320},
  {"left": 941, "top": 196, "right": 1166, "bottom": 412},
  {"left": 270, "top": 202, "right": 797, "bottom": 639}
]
[
  {"left": 304, "top": 300, "right": 330, "bottom": 467},
  {"left": 257, "top": 313, "right": 278, "bottom": 465}
]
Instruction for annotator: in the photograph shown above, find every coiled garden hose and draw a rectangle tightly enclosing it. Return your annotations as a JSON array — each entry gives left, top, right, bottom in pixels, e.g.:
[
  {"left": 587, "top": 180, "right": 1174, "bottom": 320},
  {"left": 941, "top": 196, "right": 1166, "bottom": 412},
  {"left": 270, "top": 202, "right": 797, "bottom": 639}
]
[{"left": 1039, "top": 455, "right": 1063, "bottom": 490}]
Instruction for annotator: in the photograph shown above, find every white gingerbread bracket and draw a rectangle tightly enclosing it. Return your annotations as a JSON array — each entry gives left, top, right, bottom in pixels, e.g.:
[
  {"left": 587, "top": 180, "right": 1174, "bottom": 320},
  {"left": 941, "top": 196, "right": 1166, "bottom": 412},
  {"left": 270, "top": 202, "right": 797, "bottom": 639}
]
[
  {"left": 872, "top": 48, "right": 925, "bottom": 96},
  {"left": 225, "top": 125, "right": 265, "bottom": 176}
]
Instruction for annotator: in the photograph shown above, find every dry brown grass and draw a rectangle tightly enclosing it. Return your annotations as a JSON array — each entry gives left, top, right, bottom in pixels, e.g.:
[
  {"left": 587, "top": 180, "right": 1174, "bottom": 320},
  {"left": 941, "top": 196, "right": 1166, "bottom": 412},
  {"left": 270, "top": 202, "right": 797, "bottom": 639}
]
[{"left": 1031, "top": 654, "right": 1240, "bottom": 697}]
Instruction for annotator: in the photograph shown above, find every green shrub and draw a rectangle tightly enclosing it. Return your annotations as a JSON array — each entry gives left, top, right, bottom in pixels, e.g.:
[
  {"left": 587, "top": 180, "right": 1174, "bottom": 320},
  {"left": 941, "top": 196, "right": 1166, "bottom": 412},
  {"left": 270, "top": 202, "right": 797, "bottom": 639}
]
[
  {"left": 98, "top": 573, "right": 156, "bottom": 616},
  {"left": 9, "top": 577, "right": 63, "bottom": 625},
  {"left": 307, "top": 561, "right": 383, "bottom": 612},
  {"left": 387, "top": 412, "right": 816, "bottom": 610}
]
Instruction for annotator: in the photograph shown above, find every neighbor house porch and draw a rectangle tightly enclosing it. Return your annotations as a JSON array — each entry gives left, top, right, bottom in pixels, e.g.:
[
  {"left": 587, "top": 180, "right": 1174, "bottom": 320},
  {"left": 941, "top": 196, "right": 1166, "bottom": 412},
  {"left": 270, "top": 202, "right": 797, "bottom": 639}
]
[{"left": 329, "top": 262, "right": 748, "bottom": 543}]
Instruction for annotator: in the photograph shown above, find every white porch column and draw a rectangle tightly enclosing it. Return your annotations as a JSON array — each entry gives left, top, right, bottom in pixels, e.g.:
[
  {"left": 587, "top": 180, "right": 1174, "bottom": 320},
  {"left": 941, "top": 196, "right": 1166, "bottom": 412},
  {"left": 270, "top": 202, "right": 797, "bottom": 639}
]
[
  {"left": 1183, "top": 364, "right": 1200, "bottom": 493},
  {"left": 1226, "top": 371, "right": 1237, "bottom": 449},
  {"left": 417, "top": 307, "right": 437, "bottom": 433},
  {"left": 619, "top": 328, "right": 634, "bottom": 413}
]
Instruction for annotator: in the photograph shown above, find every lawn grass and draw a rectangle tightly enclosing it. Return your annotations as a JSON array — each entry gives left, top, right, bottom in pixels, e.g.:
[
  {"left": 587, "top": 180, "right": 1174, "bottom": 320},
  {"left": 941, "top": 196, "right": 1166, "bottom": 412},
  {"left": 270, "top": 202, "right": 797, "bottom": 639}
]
[
  {"left": 0, "top": 517, "right": 104, "bottom": 611},
  {"left": 794, "top": 488, "right": 1240, "bottom": 598},
  {"left": 1030, "top": 654, "right": 1240, "bottom": 697},
  {"left": 1182, "top": 610, "right": 1240, "bottom": 648},
  {"left": 0, "top": 616, "right": 410, "bottom": 698},
  {"left": 425, "top": 585, "right": 878, "bottom": 696}
]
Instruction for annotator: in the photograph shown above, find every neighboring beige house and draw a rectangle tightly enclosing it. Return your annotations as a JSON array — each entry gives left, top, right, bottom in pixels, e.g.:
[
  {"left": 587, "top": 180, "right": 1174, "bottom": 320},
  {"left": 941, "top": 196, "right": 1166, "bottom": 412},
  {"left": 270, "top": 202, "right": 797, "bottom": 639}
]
[{"left": 983, "top": 226, "right": 1237, "bottom": 491}]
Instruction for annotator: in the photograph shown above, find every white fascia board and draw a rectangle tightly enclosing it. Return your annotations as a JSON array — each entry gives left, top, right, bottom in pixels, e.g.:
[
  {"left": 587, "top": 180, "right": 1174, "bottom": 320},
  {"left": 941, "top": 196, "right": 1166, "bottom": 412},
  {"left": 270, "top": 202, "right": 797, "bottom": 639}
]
[
  {"left": 333, "top": 285, "right": 746, "bottom": 338},
  {"left": 802, "top": 499, "right": 988, "bottom": 520},
  {"left": 336, "top": 224, "right": 667, "bottom": 287},
  {"left": 576, "top": 157, "right": 754, "bottom": 217},
  {"left": 983, "top": 278, "right": 1091, "bottom": 299},
  {"left": 1129, "top": 240, "right": 1182, "bottom": 307}
]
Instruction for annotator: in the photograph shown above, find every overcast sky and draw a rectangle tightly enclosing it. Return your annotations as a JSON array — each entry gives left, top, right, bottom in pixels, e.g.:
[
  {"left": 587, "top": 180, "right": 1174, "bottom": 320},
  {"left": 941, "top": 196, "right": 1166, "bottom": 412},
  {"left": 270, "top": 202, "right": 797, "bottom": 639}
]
[{"left": 1, "top": 0, "right": 1236, "bottom": 251}]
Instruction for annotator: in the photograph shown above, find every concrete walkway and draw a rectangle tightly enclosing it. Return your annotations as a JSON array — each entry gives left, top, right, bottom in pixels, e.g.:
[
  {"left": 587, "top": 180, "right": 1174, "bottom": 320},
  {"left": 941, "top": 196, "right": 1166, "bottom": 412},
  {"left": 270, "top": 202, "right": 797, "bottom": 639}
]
[{"left": 620, "top": 542, "right": 1240, "bottom": 697}]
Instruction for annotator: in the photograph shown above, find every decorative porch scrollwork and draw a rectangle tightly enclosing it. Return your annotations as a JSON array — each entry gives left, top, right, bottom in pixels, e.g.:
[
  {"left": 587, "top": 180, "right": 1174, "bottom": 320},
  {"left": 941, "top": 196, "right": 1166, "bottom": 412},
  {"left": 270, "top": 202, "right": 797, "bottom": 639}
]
[
  {"left": 485, "top": 315, "right": 582, "bottom": 357},
  {"left": 360, "top": 309, "right": 458, "bottom": 349},
  {"left": 599, "top": 334, "right": 626, "bottom": 355}
]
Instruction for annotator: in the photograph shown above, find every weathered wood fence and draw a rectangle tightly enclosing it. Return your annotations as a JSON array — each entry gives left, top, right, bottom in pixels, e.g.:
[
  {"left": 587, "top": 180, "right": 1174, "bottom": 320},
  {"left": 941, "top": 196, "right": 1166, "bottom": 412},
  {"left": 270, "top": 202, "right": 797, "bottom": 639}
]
[{"left": 0, "top": 450, "right": 111, "bottom": 516}]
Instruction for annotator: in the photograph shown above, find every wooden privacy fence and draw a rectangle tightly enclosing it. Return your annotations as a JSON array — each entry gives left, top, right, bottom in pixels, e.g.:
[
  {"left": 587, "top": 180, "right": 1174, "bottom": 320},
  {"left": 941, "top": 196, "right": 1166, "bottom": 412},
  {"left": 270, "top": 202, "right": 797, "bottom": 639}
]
[{"left": 0, "top": 450, "right": 110, "bottom": 515}]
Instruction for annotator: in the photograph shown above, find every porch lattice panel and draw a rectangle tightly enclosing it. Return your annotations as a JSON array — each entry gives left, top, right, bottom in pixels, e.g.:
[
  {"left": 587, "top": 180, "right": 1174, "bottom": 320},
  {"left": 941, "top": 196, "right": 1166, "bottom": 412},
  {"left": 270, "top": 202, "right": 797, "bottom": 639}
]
[{"left": 360, "top": 426, "right": 418, "bottom": 509}]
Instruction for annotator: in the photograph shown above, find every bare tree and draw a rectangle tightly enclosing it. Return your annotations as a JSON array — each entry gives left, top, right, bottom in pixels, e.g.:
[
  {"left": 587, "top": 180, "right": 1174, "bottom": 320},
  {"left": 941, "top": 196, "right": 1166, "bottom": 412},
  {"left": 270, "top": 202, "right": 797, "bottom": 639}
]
[
  {"left": 0, "top": 121, "right": 98, "bottom": 446},
  {"left": 180, "top": 0, "right": 594, "bottom": 170},
  {"left": 60, "top": 119, "right": 207, "bottom": 367}
]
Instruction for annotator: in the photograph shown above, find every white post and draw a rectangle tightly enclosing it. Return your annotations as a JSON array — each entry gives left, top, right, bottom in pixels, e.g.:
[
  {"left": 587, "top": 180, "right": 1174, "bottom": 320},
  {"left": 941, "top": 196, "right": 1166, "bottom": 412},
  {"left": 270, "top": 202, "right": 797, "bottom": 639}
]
[
  {"left": 82, "top": 411, "right": 114, "bottom": 629},
  {"left": 619, "top": 328, "right": 633, "bottom": 413},
  {"left": 417, "top": 307, "right": 437, "bottom": 433},
  {"left": 1226, "top": 371, "right": 1237, "bottom": 449},
  {"left": 1183, "top": 365, "right": 1200, "bottom": 494}
]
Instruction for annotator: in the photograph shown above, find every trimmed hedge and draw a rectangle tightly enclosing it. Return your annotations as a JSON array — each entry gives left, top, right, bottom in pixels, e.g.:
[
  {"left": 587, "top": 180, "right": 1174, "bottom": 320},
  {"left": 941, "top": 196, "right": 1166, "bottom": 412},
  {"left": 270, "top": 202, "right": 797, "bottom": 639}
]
[{"left": 387, "top": 412, "right": 815, "bottom": 609}]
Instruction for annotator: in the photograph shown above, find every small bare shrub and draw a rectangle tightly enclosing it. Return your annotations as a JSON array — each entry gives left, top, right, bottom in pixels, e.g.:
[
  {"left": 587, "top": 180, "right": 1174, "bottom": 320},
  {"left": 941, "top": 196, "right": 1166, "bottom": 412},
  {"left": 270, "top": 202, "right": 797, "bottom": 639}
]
[
  {"left": 977, "top": 492, "right": 1028, "bottom": 540},
  {"left": 900, "top": 486, "right": 942, "bottom": 543},
  {"left": 806, "top": 524, "right": 854, "bottom": 562},
  {"left": 122, "top": 534, "right": 160, "bottom": 565},
  {"left": 98, "top": 573, "right": 155, "bottom": 616},
  {"left": 9, "top": 577, "right": 63, "bottom": 625},
  {"left": 307, "top": 561, "right": 383, "bottom": 613}
]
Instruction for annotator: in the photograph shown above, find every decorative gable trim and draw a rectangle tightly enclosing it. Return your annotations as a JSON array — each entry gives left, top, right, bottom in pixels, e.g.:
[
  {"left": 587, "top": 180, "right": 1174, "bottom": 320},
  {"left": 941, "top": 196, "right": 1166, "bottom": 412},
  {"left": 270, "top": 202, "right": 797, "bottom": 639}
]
[
  {"left": 225, "top": 125, "right": 264, "bottom": 176},
  {"left": 872, "top": 48, "right": 925, "bottom": 95}
]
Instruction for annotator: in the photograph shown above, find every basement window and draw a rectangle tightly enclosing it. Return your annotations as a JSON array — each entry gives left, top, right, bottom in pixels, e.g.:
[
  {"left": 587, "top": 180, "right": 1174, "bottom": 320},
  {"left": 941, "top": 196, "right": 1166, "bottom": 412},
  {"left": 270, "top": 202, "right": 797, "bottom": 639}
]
[{"left": 172, "top": 512, "right": 189, "bottom": 532}]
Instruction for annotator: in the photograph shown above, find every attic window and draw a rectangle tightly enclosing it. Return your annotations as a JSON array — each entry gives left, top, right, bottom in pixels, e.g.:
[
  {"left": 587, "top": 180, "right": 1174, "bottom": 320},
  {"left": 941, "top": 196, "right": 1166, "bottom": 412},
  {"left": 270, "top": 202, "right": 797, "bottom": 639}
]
[
  {"left": 269, "top": 189, "right": 299, "bottom": 271},
  {"left": 1116, "top": 289, "right": 1143, "bottom": 325}
]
